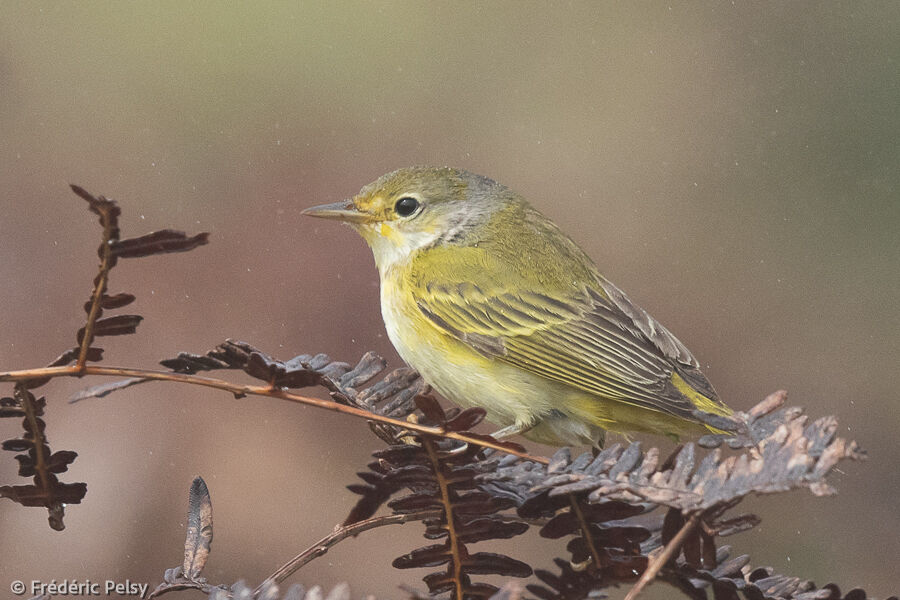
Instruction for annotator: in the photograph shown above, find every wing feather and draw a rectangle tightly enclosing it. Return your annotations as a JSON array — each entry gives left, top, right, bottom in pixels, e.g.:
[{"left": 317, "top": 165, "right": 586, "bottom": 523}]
[
  {"left": 507, "top": 336, "right": 670, "bottom": 406},
  {"left": 405, "top": 205, "right": 726, "bottom": 421},
  {"left": 414, "top": 279, "right": 724, "bottom": 420}
]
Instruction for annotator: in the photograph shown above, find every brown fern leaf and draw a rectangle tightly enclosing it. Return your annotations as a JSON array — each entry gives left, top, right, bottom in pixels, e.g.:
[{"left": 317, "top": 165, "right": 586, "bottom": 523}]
[
  {"left": 2, "top": 185, "right": 208, "bottom": 530},
  {"left": 660, "top": 543, "right": 899, "bottom": 600},
  {"left": 479, "top": 393, "right": 873, "bottom": 599},
  {"left": 484, "top": 392, "right": 863, "bottom": 515},
  {"left": 530, "top": 533, "right": 897, "bottom": 600},
  {"left": 345, "top": 398, "right": 531, "bottom": 599},
  {"left": 58, "top": 185, "right": 209, "bottom": 375},
  {"left": 0, "top": 383, "right": 86, "bottom": 530},
  {"left": 149, "top": 479, "right": 366, "bottom": 600},
  {"left": 159, "top": 340, "right": 424, "bottom": 443}
]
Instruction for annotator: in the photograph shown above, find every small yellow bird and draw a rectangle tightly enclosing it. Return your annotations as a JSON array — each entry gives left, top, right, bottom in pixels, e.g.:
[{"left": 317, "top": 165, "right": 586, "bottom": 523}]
[{"left": 303, "top": 167, "right": 731, "bottom": 447}]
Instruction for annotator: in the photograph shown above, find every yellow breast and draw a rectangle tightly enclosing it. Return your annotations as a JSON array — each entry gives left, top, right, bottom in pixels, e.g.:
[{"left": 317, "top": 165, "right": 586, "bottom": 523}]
[{"left": 379, "top": 261, "right": 561, "bottom": 429}]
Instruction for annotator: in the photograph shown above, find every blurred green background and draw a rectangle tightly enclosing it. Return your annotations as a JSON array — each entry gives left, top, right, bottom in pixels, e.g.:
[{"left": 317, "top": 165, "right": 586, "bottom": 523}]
[{"left": 1, "top": 2, "right": 898, "bottom": 597}]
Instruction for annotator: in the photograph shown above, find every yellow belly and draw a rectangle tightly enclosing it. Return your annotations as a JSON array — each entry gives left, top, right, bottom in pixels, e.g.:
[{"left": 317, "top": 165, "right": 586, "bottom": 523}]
[
  {"left": 380, "top": 270, "right": 605, "bottom": 445},
  {"left": 382, "top": 277, "right": 543, "bottom": 423},
  {"left": 379, "top": 268, "right": 710, "bottom": 447}
]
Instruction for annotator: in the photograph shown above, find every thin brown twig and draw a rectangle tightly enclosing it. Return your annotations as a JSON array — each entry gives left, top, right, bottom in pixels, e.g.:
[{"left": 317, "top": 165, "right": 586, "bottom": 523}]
[
  {"left": 0, "top": 364, "right": 550, "bottom": 464},
  {"left": 623, "top": 513, "right": 701, "bottom": 600},
  {"left": 257, "top": 511, "right": 549, "bottom": 594},
  {"left": 75, "top": 195, "right": 116, "bottom": 370},
  {"left": 259, "top": 510, "right": 441, "bottom": 592},
  {"left": 569, "top": 496, "right": 602, "bottom": 570}
]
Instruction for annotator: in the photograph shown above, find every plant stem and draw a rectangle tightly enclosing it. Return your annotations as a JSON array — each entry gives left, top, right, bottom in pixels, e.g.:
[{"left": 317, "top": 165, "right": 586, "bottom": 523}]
[
  {"left": 258, "top": 510, "right": 442, "bottom": 592},
  {"left": 75, "top": 197, "right": 117, "bottom": 370},
  {"left": 0, "top": 364, "right": 550, "bottom": 464},
  {"left": 623, "top": 513, "right": 700, "bottom": 600},
  {"left": 423, "top": 438, "right": 465, "bottom": 600},
  {"left": 569, "top": 496, "right": 602, "bottom": 570},
  {"left": 257, "top": 511, "right": 548, "bottom": 595}
]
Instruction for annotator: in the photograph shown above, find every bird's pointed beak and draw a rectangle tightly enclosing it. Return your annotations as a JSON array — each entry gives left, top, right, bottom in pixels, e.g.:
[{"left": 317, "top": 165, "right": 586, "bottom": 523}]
[{"left": 301, "top": 200, "right": 375, "bottom": 224}]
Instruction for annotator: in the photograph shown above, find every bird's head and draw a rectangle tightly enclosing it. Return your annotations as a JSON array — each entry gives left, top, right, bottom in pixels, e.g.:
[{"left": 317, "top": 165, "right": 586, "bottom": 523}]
[{"left": 302, "top": 166, "right": 510, "bottom": 272}]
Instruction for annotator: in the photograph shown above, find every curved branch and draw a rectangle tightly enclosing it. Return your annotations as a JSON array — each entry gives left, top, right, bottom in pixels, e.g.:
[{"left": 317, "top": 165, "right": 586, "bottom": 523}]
[
  {"left": 260, "top": 510, "right": 441, "bottom": 592},
  {"left": 258, "top": 510, "right": 549, "bottom": 593},
  {"left": 0, "top": 365, "right": 550, "bottom": 464}
]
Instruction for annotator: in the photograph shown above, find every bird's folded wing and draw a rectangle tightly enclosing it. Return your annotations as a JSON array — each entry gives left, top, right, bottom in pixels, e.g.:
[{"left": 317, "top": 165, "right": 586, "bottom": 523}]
[{"left": 415, "top": 277, "right": 724, "bottom": 420}]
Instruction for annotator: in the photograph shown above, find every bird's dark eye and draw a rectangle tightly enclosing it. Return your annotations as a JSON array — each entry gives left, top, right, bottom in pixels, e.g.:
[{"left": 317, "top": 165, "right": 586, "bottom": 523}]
[{"left": 394, "top": 196, "right": 421, "bottom": 217}]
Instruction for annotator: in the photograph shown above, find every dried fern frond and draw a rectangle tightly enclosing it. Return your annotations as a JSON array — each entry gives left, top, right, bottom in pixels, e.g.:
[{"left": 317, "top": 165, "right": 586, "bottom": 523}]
[
  {"left": 159, "top": 340, "right": 425, "bottom": 443},
  {"left": 346, "top": 396, "right": 531, "bottom": 598},
  {"left": 65, "top": 185, "right": 208, "bottom": 374},
  {"left": 472, "top": 392, "right": 872, "bottom": 599},
  {"left": 1, "top": 185, "right": 208, "bottom": 529},
  {"left": 482, "top": 392, "right": 863, "bottom": 514},
  {"left": 0, "top": 384, "right": 87, "bottom": 530}
]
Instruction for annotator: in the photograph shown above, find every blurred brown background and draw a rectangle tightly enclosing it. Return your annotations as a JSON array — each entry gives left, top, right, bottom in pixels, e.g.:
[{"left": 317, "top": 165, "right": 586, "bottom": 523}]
[{"left": 1, "top": 3, "right": 898, "bottom": 598}]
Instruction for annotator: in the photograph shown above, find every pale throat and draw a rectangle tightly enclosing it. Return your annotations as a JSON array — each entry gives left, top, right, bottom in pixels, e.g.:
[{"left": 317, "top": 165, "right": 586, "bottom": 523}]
[{"left": 359, "top": 221, "right": 442, "bottom": 277}]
